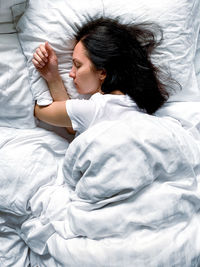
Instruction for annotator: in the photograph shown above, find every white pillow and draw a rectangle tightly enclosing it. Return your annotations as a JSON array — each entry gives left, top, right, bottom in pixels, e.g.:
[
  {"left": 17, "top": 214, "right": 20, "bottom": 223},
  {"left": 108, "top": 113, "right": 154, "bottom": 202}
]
[
  {"left": 17, "top": 0, "right": 103, "bottom": 105},
  {"left": 17, "top": 0, "right": 200, "bottom": 105},
  {"left": 0, "top": 33, "right": 35, "bottom": 128}
]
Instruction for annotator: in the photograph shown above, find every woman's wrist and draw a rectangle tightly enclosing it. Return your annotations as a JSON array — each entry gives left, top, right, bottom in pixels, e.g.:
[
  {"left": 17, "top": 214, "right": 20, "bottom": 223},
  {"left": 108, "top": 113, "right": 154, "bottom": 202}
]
[
  {"left": 46, "top": 72, "right": 61, "bottom": 83},
  {"left": 47, "top": 76, "right": 69, "bottom": 101},
  {"left": 47, "top": 74, "right": 62, "bottom": 85}
]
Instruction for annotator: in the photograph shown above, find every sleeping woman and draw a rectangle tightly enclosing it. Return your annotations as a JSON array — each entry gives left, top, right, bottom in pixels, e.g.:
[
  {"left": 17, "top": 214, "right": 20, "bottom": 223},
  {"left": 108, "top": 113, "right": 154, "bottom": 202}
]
[
  {"left": 33, "top": 17, "right": 169, "bottom": 135},
  {"left": 15, "top": 17, "right": 200, "bottom": 266}
]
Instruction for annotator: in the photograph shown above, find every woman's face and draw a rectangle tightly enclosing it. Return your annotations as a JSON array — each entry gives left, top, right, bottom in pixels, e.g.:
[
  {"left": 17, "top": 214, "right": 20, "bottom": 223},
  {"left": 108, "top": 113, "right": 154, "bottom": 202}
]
[{"left": 69, "top": 41, "right": 105, "bottom": 95}]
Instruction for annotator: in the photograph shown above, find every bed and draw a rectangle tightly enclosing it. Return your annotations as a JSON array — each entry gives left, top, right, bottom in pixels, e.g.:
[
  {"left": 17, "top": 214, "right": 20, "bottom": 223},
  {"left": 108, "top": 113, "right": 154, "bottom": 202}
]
[{"left": 0, "top": 0, "right": 200, "bottom": 266}]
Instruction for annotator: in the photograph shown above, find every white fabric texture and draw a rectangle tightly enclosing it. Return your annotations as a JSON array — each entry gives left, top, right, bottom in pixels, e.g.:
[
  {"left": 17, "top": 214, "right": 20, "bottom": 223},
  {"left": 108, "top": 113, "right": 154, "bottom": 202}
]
[
  {"left": 12, "top": 113, "right": 200, "bottom": 266},
  {"left": 0, "top": 33, "right": 35, "bottom": 128},
  {"left": 0, "top": 1, "right": 27, "bottom": 34},
  {"left": 66, "top": 93, "right": 138, "bottom": 134},
  {"left": 0, "top": 126, "right": 69, "bottom": 266},
  {"left": 155, "top": 101, "right": 200, "bottom": 138},
  {"left": 0, "top": 0, "right": 26, "bottom": 23},
  {"left": 195, "top": 29, "right": 200, "bottom": 90},
  {"left": 16, "top": 0, "right": 200, "bottom": 105}
]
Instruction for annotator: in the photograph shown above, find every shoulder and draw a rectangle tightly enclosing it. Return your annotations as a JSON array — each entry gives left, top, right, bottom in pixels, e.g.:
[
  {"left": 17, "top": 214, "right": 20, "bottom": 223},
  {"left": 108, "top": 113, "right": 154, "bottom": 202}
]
[
  {"left": 65, "top": 93, "right": 104, "bottom": 134},
  {"left": 66, "top": 93, "right": 101, "bottom": 114}
]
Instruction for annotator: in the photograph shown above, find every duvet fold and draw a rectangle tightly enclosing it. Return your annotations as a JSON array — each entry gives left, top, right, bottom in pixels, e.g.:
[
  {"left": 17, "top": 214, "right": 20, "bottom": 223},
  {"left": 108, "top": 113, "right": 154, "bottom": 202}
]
[{"left": 3, "top": 112, "right": 199, "bottom": 266}]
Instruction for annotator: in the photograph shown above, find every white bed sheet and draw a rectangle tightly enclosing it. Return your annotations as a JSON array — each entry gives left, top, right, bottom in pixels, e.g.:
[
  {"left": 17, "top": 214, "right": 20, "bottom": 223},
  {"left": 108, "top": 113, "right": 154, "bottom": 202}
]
[
  {"left": 195, "top": 29, "right": 200, "bottom": 90},
  {"left": 0, "top": 0, "right": 26, "bottom": 23},
  {"left": 0, "top": 32, "right": 35, "bottom": 128}
]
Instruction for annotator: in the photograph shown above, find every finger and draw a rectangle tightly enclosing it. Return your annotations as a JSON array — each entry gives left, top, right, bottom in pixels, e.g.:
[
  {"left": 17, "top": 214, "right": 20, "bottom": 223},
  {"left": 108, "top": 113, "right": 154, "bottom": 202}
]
[
  {"left": 32, "top": 58, "right": 43, "bottom": 68},
  {"left": 45, "top": 41, "right": 54, "bottom": 55},
  {"left": 33, "top": 52, "right": 46, "bottom": 66},
  {"left": 36, "top": 46, "right": 48, "bottom": 62},
  {"left": 32, "top": 58, "right": 44, "bottom": 69},
  {"left": 39, "top": 44, "right": 48, "bottom": 59}
]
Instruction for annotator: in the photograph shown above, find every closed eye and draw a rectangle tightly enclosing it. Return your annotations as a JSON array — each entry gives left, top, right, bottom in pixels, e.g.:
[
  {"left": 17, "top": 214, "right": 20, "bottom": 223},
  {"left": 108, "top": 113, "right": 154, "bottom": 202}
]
[{"left": 73, "top": 59, "right": 82, "bottom": 69}]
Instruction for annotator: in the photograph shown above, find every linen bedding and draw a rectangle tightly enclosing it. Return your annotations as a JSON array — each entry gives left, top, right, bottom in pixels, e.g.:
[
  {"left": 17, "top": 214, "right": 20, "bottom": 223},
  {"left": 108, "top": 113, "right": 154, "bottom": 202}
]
[{"left": 0, "top": 0, "right": 200, "bottom": 266}]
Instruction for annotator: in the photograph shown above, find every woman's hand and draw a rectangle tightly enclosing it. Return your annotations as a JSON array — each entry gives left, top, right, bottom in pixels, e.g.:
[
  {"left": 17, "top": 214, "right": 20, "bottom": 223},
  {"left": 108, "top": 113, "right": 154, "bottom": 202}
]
[
  {"left": 33, "top": 41, "right": 70, "bottom": 102},
  {"left": 32, "top": 42, "right": 59, "bottom": 82}
]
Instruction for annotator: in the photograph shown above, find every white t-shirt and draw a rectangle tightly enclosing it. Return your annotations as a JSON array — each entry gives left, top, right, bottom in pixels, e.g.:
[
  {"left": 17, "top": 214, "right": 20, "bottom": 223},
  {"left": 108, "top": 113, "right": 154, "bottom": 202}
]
[{"left": 66, "top": 93, "right": 138, "bottom": 134}]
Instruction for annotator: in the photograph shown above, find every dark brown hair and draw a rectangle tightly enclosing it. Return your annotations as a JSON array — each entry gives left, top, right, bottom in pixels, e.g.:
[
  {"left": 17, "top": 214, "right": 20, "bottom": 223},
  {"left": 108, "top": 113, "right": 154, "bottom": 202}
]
[{"left": 75, "top": 17, "right": 171, "bottom": 114}]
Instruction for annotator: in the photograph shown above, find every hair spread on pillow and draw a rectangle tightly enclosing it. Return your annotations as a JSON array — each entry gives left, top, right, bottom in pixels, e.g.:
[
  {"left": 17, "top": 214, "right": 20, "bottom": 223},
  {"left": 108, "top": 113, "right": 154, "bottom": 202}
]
[{"left": 75, "top": 17, "right": 180, "bottom": 114}]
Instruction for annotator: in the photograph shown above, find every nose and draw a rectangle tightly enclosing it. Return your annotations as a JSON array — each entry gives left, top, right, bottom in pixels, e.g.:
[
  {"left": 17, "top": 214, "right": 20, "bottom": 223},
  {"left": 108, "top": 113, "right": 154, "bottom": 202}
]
[{"left": 69, "top": 66, "right": 76, "bottom": 79}]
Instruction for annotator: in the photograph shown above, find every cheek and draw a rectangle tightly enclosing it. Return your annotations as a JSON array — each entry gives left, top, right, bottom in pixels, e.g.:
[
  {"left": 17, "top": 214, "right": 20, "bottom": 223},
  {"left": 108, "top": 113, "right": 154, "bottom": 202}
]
[
  {"left": 79, "top": 69, "right": 97, "bottom": 84},
  {"left": 76, "top": 67, "right": 101, "bottom": 93},
  {"left": 86, "top": 74, "right": 100, "bottom": 88}
]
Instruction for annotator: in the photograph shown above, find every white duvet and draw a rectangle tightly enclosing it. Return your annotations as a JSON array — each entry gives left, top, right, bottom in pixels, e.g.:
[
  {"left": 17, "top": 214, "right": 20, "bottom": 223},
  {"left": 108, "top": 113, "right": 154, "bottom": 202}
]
[
  {"left": 0, "top": 126, "right": 69, "bottom": 266},
  {"left": 1, "top": 110, "right": 200, "bottom": 266}
]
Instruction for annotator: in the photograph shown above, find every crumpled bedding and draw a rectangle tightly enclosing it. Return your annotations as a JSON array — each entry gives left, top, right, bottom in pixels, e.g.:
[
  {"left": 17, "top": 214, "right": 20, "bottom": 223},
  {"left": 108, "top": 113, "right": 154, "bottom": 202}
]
[
  {"left": 0, "top": 126, "right": 69, "bottom": 267},
  {"left": 1, "top": 111, "right": 200, "bottom": 266}
]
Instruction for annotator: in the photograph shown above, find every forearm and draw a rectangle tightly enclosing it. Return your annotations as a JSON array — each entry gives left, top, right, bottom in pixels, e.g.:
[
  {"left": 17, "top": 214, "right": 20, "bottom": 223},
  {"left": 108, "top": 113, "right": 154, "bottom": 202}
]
[
  {"left": 34, "top": 101, "right": 72, "bottom": 128},
  {"left": 47, "top": 76, "right": 70, "bottom": 101}
]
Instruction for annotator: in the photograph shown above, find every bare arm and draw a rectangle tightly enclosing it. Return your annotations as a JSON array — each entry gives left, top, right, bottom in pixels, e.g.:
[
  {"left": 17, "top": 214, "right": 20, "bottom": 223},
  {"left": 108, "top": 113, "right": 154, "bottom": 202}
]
[
  {"left": 32, "top": 42, "right": 75, "bottom": 133},
  {"left": 34, "top": 101, "right": 71, "bottom": 127}
]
